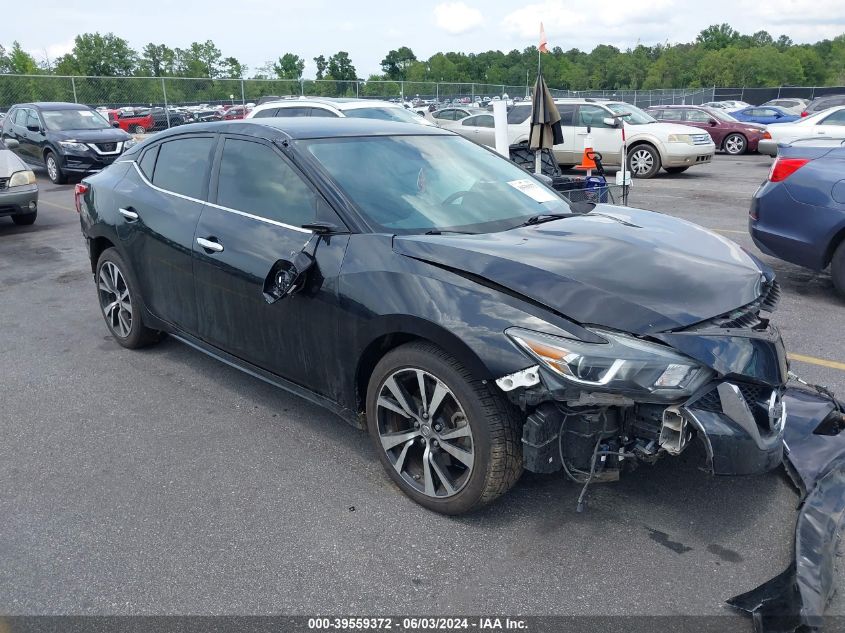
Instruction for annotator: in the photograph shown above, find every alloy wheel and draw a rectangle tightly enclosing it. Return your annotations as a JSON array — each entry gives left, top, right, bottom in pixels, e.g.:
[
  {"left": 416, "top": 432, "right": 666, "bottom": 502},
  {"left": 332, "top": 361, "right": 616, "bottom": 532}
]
[
  {"left": 46, "top": 156, "right": 58, "bottom": 182},
  {"left": 376, "top": 368, "right": 474, "bottom": 498},
  {"left": 725, "top": 135, "right": 745, "bottom": 155},
  {"left": 630, "top": 149, "right": 654, "bottom": 175},
  {"left": 98, "top": 261, "right": 133, "bottom": 338}
]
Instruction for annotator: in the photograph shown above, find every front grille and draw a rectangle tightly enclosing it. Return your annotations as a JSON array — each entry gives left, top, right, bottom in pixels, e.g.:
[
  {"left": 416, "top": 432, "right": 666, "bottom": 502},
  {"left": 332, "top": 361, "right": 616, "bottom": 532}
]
[
  {"left": 691, "top": 134, "right": 712, "bottom": 145},
  {"left": 688, "top": 382, "right": 779, "bottom": 434},
  {"left": 760, "top": 279, "right": 781, "bottom": 312},
  {"left": 0, "top": 177, "right": 8, "bottom": 190},
  {"left": 94, "top": 142, "right": 118, "bottom": 152},
  {"left": 686, "top": 278, "right": 780, "bottom": 331}
]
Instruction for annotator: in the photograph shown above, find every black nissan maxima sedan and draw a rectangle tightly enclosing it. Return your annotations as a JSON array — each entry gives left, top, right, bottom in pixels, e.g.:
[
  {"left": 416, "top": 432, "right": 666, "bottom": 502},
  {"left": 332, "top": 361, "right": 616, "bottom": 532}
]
[{"left": 77, "top": 119, "right": 788, "bottom": 515}]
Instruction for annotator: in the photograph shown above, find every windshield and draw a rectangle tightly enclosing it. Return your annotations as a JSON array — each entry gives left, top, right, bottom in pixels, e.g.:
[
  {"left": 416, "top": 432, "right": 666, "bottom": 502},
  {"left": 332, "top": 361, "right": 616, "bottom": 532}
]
[
  {"left": 707, "top": 108, "right": 738, "bottom": 122},
  {"left": 344, "top": 106, "right": 426, "bottom": 125},
  {"left": 304, "top": 135, "right": 571, "bottom": 234},
  {"left": 605, "top": 103, "right": 655, "bottom": 125},
  {"left": 42, "top": 109, "right": 111, "bottom": 131}
]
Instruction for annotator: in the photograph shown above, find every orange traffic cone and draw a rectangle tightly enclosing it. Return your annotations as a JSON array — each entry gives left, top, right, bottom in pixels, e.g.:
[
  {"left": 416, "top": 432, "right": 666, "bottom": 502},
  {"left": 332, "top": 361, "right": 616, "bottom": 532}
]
[{"left": 575, "top": 147, "right": 597, "bottom": 171}]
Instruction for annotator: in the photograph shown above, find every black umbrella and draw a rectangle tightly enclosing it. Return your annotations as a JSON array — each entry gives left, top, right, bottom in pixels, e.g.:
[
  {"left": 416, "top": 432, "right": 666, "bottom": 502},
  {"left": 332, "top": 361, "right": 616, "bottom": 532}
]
[{"left": 528, "top": 74, "right": 563, "bottom": 173}]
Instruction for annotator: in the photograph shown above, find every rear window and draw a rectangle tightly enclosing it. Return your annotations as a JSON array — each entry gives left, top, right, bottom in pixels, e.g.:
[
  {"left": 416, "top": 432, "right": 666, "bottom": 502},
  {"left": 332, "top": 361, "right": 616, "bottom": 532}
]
[
  {"left": 152, "top": 137, "right": 215, "bottom": 200},
  {"left": 507, "top": 105, "right": 532, "bottom": 124},
  {"left": 138, "top": 146, "right": 158, "bottom": 179}
]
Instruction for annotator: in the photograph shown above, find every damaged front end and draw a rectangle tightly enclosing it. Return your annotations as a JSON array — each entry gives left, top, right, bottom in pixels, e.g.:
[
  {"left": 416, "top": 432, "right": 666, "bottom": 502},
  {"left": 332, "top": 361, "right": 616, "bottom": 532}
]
[{"left": 498, "top": 279, "right": 788, "bottom": 486}]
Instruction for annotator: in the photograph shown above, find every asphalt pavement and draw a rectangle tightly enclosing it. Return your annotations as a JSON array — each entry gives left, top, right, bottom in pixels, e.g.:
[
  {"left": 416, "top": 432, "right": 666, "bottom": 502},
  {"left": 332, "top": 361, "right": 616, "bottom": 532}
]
[{"left": 1, "top": 155, "right": 843, "bottom": 626}]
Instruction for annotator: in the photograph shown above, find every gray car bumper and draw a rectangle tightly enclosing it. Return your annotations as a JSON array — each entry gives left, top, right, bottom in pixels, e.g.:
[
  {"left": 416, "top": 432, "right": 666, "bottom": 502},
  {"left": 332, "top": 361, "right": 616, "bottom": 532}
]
[
  {"left": 758, "top": 139, "right": 778, "bottom": 157},
  {"left": 0, "top": 184, "right": 38, "bottom": 216}
]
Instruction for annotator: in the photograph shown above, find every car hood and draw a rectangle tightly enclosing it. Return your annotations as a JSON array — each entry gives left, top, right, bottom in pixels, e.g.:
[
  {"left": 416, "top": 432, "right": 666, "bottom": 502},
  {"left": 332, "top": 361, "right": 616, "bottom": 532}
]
[
  {"left": 393, "top": 207, "right": 766, "bottom": 334},
  {"left": 0, "top": 148, "right": 28, "bottom": 175},
  {"left": 50, "top": 128, "right": 132, "bottom": 142}
]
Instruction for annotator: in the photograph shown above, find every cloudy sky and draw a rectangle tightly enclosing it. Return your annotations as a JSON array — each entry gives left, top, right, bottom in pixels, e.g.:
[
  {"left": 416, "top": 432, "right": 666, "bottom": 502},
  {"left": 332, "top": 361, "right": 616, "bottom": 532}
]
[{"left": 6, "top": 0, "right": 845, "bottom": 77}]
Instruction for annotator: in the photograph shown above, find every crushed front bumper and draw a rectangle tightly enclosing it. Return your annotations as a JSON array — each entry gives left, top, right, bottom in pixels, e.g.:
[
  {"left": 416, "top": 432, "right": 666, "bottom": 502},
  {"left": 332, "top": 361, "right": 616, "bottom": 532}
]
[{"left": 513, "top": 325, "right": 789, "bottom": 478}]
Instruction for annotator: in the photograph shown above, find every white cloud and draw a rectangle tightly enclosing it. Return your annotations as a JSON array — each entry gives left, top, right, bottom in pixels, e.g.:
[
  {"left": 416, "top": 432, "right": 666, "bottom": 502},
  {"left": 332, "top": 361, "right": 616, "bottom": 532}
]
[
  {"left": 26, "top": 39, "right": 75, "bottom": 65},
  {"left": 434, "top": 2, "right": 484, "bottom": 35},
  {"left": 502, "top": 0, "right": 674, "bottom": 40}
]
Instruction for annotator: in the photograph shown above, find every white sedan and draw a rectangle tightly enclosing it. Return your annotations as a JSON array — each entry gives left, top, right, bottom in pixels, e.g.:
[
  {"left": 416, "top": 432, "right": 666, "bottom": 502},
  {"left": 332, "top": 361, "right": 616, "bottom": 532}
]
[{"left": 759, "top": 106, "right": 845, "bottom": 155}]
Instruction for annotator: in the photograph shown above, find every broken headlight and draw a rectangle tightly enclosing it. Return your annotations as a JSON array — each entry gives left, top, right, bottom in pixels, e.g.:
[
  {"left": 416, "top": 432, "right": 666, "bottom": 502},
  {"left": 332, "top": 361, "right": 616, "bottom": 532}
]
[{"left": 507, "top": 328, "right": 711, "bottom": 400}]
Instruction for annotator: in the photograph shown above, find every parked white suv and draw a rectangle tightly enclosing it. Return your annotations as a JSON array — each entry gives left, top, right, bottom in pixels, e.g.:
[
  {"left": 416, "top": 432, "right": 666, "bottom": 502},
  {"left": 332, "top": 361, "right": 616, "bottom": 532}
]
[
  {"left": 448, "top": 99, "right": 715, "bottom": 178},
  {"left": 246, "top": 97, "right": 433, "bottom": 126}
]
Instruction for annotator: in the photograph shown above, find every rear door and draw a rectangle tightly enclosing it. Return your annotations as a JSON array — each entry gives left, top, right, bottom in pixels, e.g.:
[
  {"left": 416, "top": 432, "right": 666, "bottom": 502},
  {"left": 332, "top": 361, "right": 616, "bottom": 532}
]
[
  {"left": 814, "top": 109, "right": 845, "bottom": 136},
  {"left": 112, "top": 134, "right": 214, "bottom": 334},
  {"left": 553, "top": 104, "right": 577, "bottom": 164},
  {"left": 192, "top": 135, "right": 350, "bottom": 388}
]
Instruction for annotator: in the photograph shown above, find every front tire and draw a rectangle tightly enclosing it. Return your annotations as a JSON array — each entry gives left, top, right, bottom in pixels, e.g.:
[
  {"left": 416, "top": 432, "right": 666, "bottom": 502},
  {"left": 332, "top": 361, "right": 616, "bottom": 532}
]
[
  {"left": 12, "top": 211, "right": 36, "bottom": 225},
  {"left": 95, "top": 248, "right": 160, "bottom": 349},
  {"left": 366, "top": 342, "right": 522, "bottom": 515},
  {"left": 832, "top": 241, "right": 845, "bottom": 299},
  {"left": 45, "top": 151, "right": 67, "bottom": 184},
  {"left": 723, "top": 133, "right": 747, "bottom": 155},
  {"left": 627, "top": 144, "right": 661, "bottom": 178}
]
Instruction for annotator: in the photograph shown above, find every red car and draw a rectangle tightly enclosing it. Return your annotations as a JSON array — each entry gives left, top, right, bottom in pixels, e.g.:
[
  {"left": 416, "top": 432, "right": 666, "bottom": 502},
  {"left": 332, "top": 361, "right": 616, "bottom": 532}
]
[
  {"left": 222, "top": 105, "right": 251, "bottom": 120},
  {"left": 646, "top": 105, "right": 766, "bottom": 155},
  {"left": 105, "top": 109, "right": 155, "bottom": 134}
]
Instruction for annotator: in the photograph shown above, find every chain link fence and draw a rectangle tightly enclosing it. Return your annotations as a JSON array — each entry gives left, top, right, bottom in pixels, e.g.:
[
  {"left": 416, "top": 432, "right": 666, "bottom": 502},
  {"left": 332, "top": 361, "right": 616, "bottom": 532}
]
[{"left": 1, "top": 74, "right": 843, "bottom": 129}]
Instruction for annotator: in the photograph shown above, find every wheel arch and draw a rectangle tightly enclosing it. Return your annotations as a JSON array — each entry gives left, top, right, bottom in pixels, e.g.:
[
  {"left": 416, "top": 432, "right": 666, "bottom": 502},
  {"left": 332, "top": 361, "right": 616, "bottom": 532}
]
[
  {"left": 87, "top": 234, "right": 117, "bottom": 273},
  {"left": 824, "top": 222, "right": 845, "bottom": 268},
  {"left": 627, "top": 138, "right": 664, "bottom": 162},
  {"left": 354, "top": 317, "right": 492, "bottom": 414}
]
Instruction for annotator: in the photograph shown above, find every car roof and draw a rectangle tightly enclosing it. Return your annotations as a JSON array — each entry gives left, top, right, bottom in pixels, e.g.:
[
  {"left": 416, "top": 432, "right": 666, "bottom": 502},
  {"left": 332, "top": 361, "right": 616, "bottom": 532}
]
[
  {"left": 254, "top": 97, "right": 403, "bottom": 111},
  {"left": 21, "top": 102, "right": 93, "bottom": 110},
  {"left": 145, "top": 118, "right": 453, "bottom": 141}
]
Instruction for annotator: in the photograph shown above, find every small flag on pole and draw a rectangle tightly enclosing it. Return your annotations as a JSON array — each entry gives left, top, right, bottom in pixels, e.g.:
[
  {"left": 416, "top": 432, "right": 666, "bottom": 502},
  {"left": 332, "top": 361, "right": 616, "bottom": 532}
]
[{"left": 539, "top": 22, "right": 549, "bottom": 53}]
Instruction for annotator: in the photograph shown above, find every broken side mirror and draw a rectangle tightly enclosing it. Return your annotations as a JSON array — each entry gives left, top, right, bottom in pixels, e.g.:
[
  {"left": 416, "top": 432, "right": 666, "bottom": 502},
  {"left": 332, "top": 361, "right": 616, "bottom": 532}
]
[
  {"left": 263, "top": 250, "right": 316, "bottom": 304},
  {"left": 261, "top": 222, "right": 341, "bottom": 304}
]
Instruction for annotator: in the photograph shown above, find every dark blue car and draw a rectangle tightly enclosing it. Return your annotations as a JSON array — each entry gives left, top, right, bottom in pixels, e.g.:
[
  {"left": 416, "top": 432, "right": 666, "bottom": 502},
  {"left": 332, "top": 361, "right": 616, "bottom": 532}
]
[
  {"left": 750, "top": 139, "right": 845, "bottom": 296},
  {"left": 733, "top": 106, "right": 800, "bottom": 125}
]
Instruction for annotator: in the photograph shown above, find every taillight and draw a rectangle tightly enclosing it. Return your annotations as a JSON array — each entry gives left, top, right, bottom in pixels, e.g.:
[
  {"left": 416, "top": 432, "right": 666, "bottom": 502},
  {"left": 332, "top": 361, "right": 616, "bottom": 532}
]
[
  {"left": 769, "top": 157, "right": 809, "bottom": 182},
  {"left": 74, "top": 182, "right": 89, "bottom": 213},
  {"left": 801, "top": 111, "right": 808, "bottom": 117},
  {"left": 762, "top": 131, "right": 772, "bottom": 140}
]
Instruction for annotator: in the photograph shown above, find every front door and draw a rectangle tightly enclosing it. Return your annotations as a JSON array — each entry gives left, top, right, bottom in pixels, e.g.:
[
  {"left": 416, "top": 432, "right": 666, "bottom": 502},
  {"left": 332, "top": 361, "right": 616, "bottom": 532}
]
[
  {"left": 573, "top": 105, "right": 623, "bottom": 165},
  {"left": 683, "top": 108, "right": 725, "bottom": 146},
  {"left": 192, "top": 135, "right": 349, "bottom": 390},
  {"left": 112, "top": 134, "right": 215, "bottom": 333}
]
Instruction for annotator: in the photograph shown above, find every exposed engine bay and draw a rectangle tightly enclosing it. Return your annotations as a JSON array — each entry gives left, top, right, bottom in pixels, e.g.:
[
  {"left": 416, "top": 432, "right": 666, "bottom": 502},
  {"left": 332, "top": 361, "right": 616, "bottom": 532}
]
[{"left": 498, "top": 279, "right": 787, "bottom": 501}]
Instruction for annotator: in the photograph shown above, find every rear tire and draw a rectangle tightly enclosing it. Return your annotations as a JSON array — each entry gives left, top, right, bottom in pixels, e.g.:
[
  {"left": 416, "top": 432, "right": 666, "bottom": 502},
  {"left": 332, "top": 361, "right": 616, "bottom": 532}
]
[
  {"left": 366, "top": 342, "right": 522, "bottom": 515},
  {"left": 12, "top": 211, "right": 36, "bottom": 225},
  {"left": 95, "top": 248, "right": 160, "bottom": 349},
  {"left": 832, "top": 241, "right": 845, "bottom": 299},
  {"left": 133, "top": 125, "right": 146, "bottom": 134}
]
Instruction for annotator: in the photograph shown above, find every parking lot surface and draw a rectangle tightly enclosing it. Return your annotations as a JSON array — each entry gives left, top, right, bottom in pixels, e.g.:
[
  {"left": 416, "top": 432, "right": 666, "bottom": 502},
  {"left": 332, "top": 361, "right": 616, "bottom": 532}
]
[{"left": 1, "top": 155, "right": 843, "bottom": 625}]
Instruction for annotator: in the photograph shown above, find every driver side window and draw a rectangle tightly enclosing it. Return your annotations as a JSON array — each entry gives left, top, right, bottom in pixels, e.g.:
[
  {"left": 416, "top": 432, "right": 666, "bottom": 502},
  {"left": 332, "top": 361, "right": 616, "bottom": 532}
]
[{"left": 576, "top": 105, "right": 612, "bottom": 128}]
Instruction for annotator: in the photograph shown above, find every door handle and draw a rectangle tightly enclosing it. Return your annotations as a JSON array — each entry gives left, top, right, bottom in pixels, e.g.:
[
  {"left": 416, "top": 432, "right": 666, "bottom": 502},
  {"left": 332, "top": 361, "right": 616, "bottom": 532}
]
[
  {"left": 197, "top": 237, "right": 224, "bottom": 253},
  {"left": 118, "top": 207, "right": 139, "bottom": 220}
]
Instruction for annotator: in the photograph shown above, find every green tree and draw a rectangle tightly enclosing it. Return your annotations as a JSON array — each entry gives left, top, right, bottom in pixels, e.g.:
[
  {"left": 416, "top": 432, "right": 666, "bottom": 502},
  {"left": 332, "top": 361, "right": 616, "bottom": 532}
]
[
  {"left": 313, "top": 55, "right": 327, "bottom": 80},
  {"left": 327, "top": 51, "right": 356, "bottom": 81},
  {"left": 221, "top": 57, "right": 246, "bottom": 78},
  {"left": 381, "top": 47, "right": 417, "bottom": 80},
  {"left": 139, "top": 43, "right": 176, "bottom": 76},
  {"left": 273, "top": 53, "right": 305, "bottom": 79},
  {"left": 696, "top": 24, "right": 739, "bottom": 50},
  {"left": 4, "top": 42, "right": 39, "bottom": 74},
  {"left": 57, "top": 33, "right": 137, "bottom": 76}
]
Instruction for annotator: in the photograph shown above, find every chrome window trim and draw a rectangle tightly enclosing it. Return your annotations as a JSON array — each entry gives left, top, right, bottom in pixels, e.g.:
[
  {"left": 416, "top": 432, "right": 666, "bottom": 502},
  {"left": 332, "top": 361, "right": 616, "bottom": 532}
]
[
  {"left": 130, "top": 161, "right": 312, "bottom": 234},
  {"left": 87, "top": 141, "right": 124, "bottom": 156}
]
